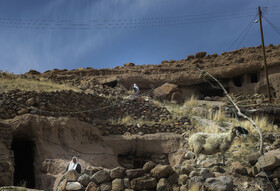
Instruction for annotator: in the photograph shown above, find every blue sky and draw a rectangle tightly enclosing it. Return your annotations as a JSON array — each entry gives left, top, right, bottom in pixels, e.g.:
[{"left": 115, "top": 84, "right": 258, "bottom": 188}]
[{"left": 0, "top": 0, "right": 280, "bottom": 74}]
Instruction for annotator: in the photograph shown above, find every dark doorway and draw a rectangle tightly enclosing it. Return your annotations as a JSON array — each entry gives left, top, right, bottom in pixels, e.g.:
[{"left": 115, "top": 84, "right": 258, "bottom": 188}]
[
  {"left": 233, "top": 76, "right": 243, "bottom": 87},
  {"left": 11, "top": 138, "right": 35, "bottom": 188},
  {"left": 250, "top": 73, "right": 259, "bottom": 83}
]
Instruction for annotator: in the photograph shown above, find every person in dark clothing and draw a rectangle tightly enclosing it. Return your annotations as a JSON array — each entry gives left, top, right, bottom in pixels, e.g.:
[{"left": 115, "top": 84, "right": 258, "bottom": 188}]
[{"left": 65, "top": 156, "right": 81, "bottom": 174}]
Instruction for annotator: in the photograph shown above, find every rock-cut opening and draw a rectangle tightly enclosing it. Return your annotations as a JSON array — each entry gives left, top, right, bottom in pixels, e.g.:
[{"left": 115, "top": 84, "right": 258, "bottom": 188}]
[{"left": 11, "top": 138, "right": 35, "bottom": 188}]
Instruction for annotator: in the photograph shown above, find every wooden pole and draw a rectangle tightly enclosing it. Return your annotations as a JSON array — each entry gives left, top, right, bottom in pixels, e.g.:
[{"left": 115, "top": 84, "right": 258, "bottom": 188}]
[{"left": 258, "top": 6, "right": 271, "bottom": 103}]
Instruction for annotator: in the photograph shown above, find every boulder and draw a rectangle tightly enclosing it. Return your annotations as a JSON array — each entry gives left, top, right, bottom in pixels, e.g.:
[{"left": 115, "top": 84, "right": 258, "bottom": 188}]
[
  {"left": 78, "top": 174, "right": 91, "bottom": 187},
  {"left": 204, "top": 176, "right": 233, "bottom": 191},
  {"left": 91, "top": 170, "right": 110, "bottom": 184},
  {"left": 85, "top": 182, "right": 98, "bottom": 191},
  {"left": 171, "top": 92, "right": 183, "bottom": 103},
  {"left": 112, "top": 178, "right": 124, "bottom": 191},
  {"left": 125, "top": 169, "right": 145, "bottom": 179},
  {"left": 255, "top": 154, "right": 280, "bottom": 172},
  {"left": 130, "top": 176, "right": 157, "bottom": 190},
  {"left": 100, "top": 182, "right": 112, "bottom": 191},
  {"left": 66, "top": 182, "right": 84, "bottom": 191},
  {"left": 153, "top": 83, "right": 180, "bottom": 101},
  {"left": 150, "top": 165, "right": 174, "bottom": 179},
  {"left": 143, "top": 161, "right": 156, "bottom": 172},
  {"left": 66, "top": 170, "right": 80, "bottom": 182},
  {"left": 124, "top": 63, "right": 135, "bottom": 67},
  {"left": 195, "top": 51, "right": 207, "bottom": 58},
  {"left": 157, "top": 178, "right": 167, "bottom": 191},
  {"left": 110, "top": 166, "right": 125, "bottom": 179},
  {"left": 230, "top": 162, "right": 247, "bottom": 175}
]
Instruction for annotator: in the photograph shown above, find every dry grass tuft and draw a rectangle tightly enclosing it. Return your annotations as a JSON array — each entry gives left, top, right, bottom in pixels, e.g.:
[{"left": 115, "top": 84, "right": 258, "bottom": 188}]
[
  {"left": 0, "top": 72, "right": 80, "bottom": 92},
  {"left": 184, "top": 95, "right": 199, "bottom": 107},
  {"left": 234, "top": 116, "right": 277, "bottom": 133}
]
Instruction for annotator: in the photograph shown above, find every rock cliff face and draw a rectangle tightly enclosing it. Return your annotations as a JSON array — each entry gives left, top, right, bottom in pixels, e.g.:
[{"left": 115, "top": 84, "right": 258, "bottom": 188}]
[
  {"left": 27, "top": 44, "right": 280, "bottom": 99},
  {"left": 1, "top": 114, "right": 118, "bottom": 190}
]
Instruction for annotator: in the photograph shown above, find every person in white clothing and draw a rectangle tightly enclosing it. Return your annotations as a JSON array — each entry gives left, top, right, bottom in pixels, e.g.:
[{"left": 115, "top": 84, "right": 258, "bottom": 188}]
[
  {"left": 65, "top": 156, "right": 81, "bottom": 174},
  {"left": 133, "top": 83, "right": 140, "bottom": 95}
]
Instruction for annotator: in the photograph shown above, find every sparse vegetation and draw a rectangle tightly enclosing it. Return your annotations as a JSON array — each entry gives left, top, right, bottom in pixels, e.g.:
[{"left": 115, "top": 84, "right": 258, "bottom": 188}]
[
  {"left": 184, "top": 95, "right": 199, "bottom": 107},
  {"left": 0, "top": 71, "right": 80, "bottom": 93}
]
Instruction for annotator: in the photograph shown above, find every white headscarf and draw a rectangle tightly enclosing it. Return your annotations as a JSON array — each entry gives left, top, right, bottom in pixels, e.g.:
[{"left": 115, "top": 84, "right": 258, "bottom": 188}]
[{"left": 68, "top": 157, "right": 78, "bottom": 171}]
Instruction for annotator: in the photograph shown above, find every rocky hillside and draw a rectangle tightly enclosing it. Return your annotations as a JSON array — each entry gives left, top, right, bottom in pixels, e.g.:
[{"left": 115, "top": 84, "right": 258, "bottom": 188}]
[
  {"left": 24, "top": 44, "right": 280, "bottom": 91},
  {"left": 1, "top": 44, "right": 280, "bottom": 191}
]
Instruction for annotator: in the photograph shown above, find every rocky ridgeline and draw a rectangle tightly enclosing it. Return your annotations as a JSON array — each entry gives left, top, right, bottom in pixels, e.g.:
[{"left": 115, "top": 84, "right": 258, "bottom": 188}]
[
  {"left": 26, "top": 44, "right": 280, "bottom": 90},
  {"left": 0, "top": 90, "right": 192, "bottom": 135},
  {"left": 56, "top": 149, "right": 280, "bottom": 191}
]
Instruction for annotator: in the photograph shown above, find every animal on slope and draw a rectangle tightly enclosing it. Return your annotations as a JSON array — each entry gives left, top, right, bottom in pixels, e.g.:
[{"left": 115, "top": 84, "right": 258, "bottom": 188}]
[{"left": 188, "top": 126, "right": 248, "bottom": 165}]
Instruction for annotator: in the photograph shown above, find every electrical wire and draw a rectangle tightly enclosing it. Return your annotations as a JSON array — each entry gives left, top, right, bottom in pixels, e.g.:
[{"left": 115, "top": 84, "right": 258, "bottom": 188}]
[
  {"left": 226, "top": 15, "right": 258, "bottom": 52},
  {"left": 263, "top": 16, "right": 280, "bottom": 38}
]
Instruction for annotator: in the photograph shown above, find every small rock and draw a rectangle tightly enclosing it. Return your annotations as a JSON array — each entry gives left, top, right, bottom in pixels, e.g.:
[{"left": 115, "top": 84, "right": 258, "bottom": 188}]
[
  {"left": 181, "top": 164, "right": 195, "bottom": 175},
  {"left": 17, "top": 108, "right": 29, "bottom": 115},
  {"left": 66, "top": 170, "right": 80, "bottom": 182},
  {"left": 230, "top": 161, "right": 248, "bottom": 175},
  {"left": 112, "top": 178, "right": 124, "bottom": 191},
  {"left": 100, "top": 182, "right": 112, "bottom": 191},
  {"left": 157, "top": 178, "right": 167, "bottom": 191},
  {"left": 78, "top": 174, "right": 91, "bottom": 187},
  {"left": 204, "top": 176, "right": 233, "bottom": 191},
  {"left": 200, "top": 168, "right": 214, "bottom": 179},
  {"left": 211, "top": 166, "right": 225, "bottom": 173},
  {"left": 184, "top": 151, "right": 194, "bottom": 160},
  {"left": 125, "top": 169, "right": 145, "bottom": 179},
  {"left": 130, "top": 176, "right": 157, "bottom": 190},
  {"left": 143, "top": 161, "right": 156, "bottom": 172},
  {"left": 110, "top": 166, "right": 125, "bottom": 179},
  {"left": 66, "top": 182, "right": 84, "bottom": 191},
  {"left": 85, "top": 182, "right": 98, "bottom": 191},
  {"left": 26, "top": 98, "right": 35, "bottom": 106},
  {"left": 189, "top": 170, "right": 199, "bottom": 178},
  {"left": 150, "top": 165, "right": 174, "bottom": 179},
  {"left": 178, "top": 174, "right": 188, "bottom": 185},
  {"left": 91, "top": 170, "right": 110, "bottom": 184},
  {"left": 255, "top": 154, "right": 280, "bottom": 172},
  {"left": 123, "top": 178, "right": 130, "bottom": 188}
]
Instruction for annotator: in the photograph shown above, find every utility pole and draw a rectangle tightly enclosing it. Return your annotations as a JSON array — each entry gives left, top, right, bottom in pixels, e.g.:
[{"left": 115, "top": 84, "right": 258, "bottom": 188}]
[{"left": 258, "top": 6, "right": 271, "bottom": 103}]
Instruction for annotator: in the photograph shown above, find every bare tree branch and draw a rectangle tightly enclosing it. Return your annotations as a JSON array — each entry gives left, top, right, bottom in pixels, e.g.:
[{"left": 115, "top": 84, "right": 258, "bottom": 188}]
[{"left": 196, "top": 67, "right": 264, "bottom": 155}]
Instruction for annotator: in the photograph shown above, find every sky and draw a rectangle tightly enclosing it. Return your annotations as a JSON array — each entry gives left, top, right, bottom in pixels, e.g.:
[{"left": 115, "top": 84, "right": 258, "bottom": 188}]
[{"left": 0, "top": 0, "right": 280, "bottom": 74}]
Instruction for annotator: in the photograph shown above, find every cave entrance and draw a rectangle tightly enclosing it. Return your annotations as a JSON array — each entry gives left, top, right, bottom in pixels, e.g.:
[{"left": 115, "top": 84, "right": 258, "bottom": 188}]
[{"left": 11, "top": 138, "right": 35, "bottom": 188}]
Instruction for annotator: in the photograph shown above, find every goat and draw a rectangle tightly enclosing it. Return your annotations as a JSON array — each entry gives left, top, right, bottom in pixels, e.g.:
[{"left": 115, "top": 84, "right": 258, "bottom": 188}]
[{"left": 188, "top": 126, "right": 248, "bottom": 165}]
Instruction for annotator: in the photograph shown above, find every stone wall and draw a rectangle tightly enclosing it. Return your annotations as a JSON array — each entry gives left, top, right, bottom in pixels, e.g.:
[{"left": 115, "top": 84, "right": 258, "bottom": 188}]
[{"left": 0, "top": 90, "right": 168, "bottom": 122}]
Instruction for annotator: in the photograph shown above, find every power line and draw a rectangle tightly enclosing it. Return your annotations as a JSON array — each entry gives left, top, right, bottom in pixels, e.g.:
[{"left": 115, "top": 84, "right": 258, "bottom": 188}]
[
  {"left": 226, "top": 15, "right": 258, "bottom": 52},
  {"left": 263, "top": 16, "right": 280, "bottom": 38},
  {"left": 0, "top": 7, "right": 279, "bottom": 30}
]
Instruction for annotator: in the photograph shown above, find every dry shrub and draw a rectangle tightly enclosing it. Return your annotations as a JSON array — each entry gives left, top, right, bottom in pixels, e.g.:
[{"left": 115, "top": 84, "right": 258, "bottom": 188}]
[
  {"left": 184, "top": 95, "right": 199, "bottom": 107},
  {"left": 208, "top": 106, "right": 226, "bottom": 122},
  {"left": 234, "top": 116, "right": 277, "bottom": 133}
]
